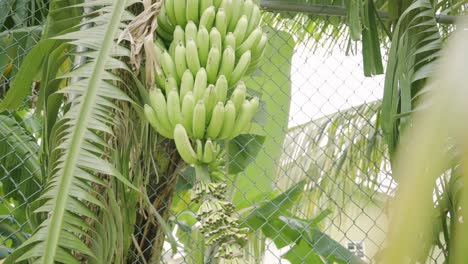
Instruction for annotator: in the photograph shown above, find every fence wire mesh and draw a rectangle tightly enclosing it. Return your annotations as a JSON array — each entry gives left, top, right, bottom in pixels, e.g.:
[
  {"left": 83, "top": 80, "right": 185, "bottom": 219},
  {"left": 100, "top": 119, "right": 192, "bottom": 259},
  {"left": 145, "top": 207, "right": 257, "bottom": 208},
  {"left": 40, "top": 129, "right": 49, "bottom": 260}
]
[{"left": 0, "top": 3, "right": 449, "bottom": 264}]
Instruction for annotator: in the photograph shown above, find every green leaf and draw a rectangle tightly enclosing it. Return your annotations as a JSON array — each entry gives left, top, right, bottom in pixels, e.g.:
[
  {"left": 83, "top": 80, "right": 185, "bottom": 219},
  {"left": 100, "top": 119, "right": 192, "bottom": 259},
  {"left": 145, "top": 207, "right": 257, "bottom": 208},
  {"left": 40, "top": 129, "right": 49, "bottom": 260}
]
[
  {"left": 243, "top": 180, "right": 305, "bottom": 229},
  {"left": 228, "top": 134, "right": 266, "bottom": 174},
  {"left": 232, "top": 26, "right": 294, "bottom": 205}
]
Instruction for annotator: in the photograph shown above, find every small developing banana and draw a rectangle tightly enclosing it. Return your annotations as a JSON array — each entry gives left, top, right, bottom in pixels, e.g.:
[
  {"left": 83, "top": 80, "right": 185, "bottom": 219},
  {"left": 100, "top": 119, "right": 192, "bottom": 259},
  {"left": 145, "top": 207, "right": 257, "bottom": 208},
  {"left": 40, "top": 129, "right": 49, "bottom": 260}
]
[
  {"left": 167, "top": 88, "right": 183, "bottom": 128},
  {"left": 186, "top": 38, "right": 201, "bottom": 75},
  {"left": 192, "top": 100, "right": 206, "bottom": 139},
  {"left": 149, "top": 89, "right": 173, "bottom": 138},
  {"left": 199, "top": 6, "right": 216, "bottom": 32},
  {"left": 218, "top": 100, "right": 236, "bottom": 139},
  {"left": 185, "top": 0, "right": 199, "bottom": 24},
  {"left": 215, "top": 8, "right": 227, "bottom": 39},
  {"left": 206, "top": 45, "right": 221, "bottom": 84},
  {"left": 144, "top": 104, "right": 173, "bottom": 139},
  {"left": 218, "top": 46, "right": 235, "bottom": 81},
  {"left": 230, "top": 97, "right": 259, "bottom": 137},
  {"left": 215, "top": 75, "right": 228, "bottom": 103},
  {"left": 197, "top": 25, "right": 210, "bottom": 67},
  {"left": 229, "top": 50, "right": 251, "bottom": 87},
  {"left": 206, "top": 102, "right": 225, "bottom": 138},
  {"left": 180, "top": 69, "right": 195, "bottom": 100}
]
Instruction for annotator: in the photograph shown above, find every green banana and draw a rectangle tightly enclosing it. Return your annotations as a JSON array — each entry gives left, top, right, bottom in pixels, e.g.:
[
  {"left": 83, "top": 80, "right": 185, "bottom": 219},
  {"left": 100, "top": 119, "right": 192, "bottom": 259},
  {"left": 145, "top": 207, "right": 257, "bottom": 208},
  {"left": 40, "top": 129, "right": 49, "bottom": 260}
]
[
  {"left": 223, "top": 32, "right": 236, "bottom": 50},
  {"left": 197, "top": 25, "right": 210, "bottom": 67},
  {"left": 228, "top": 0, "right": 244, "bottom": 32},
  {"left": 218, "top": 46, "right": 235, "bottom": 81},
  {"left": 252, "top": 33, "right": 267, "bottom": 60},
  {"left": 199, "top": 6, "right": 216, "bottom": 32},
  {"left": 206, "top": 46, "right": 221, "bottom": 84},
  {"left": 165, "top": 75, "right": 178, "bottom": 94},
  {"left": 174, "top": 0, "right": 187, "bottom": 26},
  {"left": 202, "top": 139, "right": 217, "bottom": 163},
  {"left": 175, "top": 42, "right": 188, "bottom": 80},
  {"left": 200, "top": 0, "right": 213, "bottom": 16},
  {"left": 174, "top": 124, "right": 198, "bottom": 164},
  {"left": 209, "top": 28, "right": 222, "bottom": 54},
  {"left": 236, "top": 28, "right": 262, "bottom": 59},
  {"left": 167, "top": 88, "right": 183, "bottom": 129},
  {"left": 193, "top": 68, "right": 208, "bottom": 102},
  {"left": 161, "top": 51, "right": 179, "bottom": 85},
  {"left": 246, "top": 4, "right": 261, "bottom": 35},
  {"left": 157, "top": 4, "right": 175, "bottom": 40},
  {"left": 215, "top": 75, "right": 228, "bottom": 103},
  {"left": 186, "top": 0, "right": 199, "bottom": 24},
  {"left": 185, "top": 21, "right": 198, "bottom": 43},
  {"left": 144, "top": 104, "right": 174, "bottom": 139},
  {"left": 170, "top": 25, "right": 185, "bottom": 57},
  {"left": 213, "top": 0, "right": 223, "bottom": 8},
  {"left": 196, "top": 139, "right": 204, "bottom": 161},
  {"left": 219, "top": 0, "right": 232, "bottom": 21},
  {"left": 230, "top": 97, "right": 259, "bottom": 137},
  {"left": 192, "top": 100, "right": 206, "bottom": 139},
  {"left": 229, "top": 50, "right": 251, "bottom": 86},
  {"left": 215, "top": 8, "right": 227, "bottom": 39},
  {"left": 218, "top": 100, "right": 236, "bottom": 139},
  {"left": 149, "top": 89, "right": 173, "bottom": 135},
  {"left": 230, "top": 82, "right": 246, "bottom": 111},
  {"left": 242, "top": 0, "right": 254, "bottom": 27},
  {"left": 155, "top": 68, "right": 166, "bottom": 91},
  {"left": 157, "top": 25, "right": 174, "bottom": 42},
  {"left": 186, "top": 38, "right": 201, "bottom": 75},
  {"left": 182, "top": 91, "right": 195, "bottom": 135},
  {"left": 180, "top": 69, "right": 194, "bottom": 100},
  {"left": 164, "top": 0, "right": 177, "bottom": 26},
  {"left": 206, "top": 102, "right": 225, "bottom": 138},
  {"left": 233, "top": 15, "right": 248, "bottom": 46},
  {"left": 203, "top": 84, "right": 218, "bottom": 122}
]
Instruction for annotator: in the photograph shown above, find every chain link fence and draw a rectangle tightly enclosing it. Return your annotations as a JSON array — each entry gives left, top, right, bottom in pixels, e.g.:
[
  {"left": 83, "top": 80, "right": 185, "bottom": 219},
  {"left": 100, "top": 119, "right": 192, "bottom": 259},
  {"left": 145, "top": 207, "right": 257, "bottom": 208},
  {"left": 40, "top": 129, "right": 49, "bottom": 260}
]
[{"left": 0, "top": 3, "right": 448, "bottom": 264}]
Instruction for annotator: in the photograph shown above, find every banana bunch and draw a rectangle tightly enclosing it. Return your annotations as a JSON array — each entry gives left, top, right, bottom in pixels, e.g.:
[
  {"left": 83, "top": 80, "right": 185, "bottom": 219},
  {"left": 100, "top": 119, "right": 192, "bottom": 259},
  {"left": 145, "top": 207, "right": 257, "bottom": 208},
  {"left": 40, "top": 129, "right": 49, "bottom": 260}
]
[{"left": 144, "top": 0, "right": 267, "bottom": 260}]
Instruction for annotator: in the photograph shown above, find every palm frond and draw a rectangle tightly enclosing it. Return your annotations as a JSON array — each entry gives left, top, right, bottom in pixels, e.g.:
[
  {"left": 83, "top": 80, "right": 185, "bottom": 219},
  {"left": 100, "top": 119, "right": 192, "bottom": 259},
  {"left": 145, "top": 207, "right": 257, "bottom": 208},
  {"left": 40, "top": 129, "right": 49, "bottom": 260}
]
[
  {"left": 276, "top": 101, "right": 391, "bottom": 220},
  {"left": 4, "top": 0, "right": 139, "bottom": 263},
  {"left": 381, "top": 0, "right": 443, "bottom": 157}
]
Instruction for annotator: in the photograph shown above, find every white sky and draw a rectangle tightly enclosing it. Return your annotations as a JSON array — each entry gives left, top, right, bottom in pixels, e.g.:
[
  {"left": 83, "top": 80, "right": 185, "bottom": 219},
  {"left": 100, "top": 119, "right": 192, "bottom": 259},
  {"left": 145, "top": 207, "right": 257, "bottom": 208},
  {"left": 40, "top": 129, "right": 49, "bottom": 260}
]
[{"left": 288, "top": 42, "right": 385, "bottom": 127}]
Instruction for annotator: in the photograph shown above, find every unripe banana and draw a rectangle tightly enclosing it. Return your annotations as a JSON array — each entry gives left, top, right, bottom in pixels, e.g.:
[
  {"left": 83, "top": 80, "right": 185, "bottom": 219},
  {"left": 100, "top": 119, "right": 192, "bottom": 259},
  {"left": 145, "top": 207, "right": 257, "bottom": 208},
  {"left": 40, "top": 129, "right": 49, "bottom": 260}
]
[
  {"left": 197, "top": 26, "right": 210, "bottom": 67},
  {"left": 215, "top": 75, "right": 228, "bottom": 103},
  {"left": 215, "top": 8, "right": 227, "bottom": 39},
  {"left": 175, "top": 42, "right": 187, "bottom": 80},
  {"left": 161, "top": 51, "right": 180, "bottom": 85},
  {"left": 203, "top": 84, "right": 218, "bottom": 122},
  {"left": 230, "top": 82, "right": 246, "bottom": 111},
  {"left": 170, "top": 25, "right": 185, "bottom": 57},
  {"left": 228, "top": 0, "right": 244, "bottom": 32},
  {"left": 174, "top": 124, "right": 198, "bottom": 164},
  {"left": 144, "top": 104, "right": 174, "bottom": 139},
  {"left": 149, "top": 89, "right": 173, "bottom": 134},
  {"left": 196, "top": 139, "right": 204, "bottom": 161},
  {"left": 218, "top": 100, "right": 236, "bottom": 139},
  {"left": 233, "top": 15, "right": 248, "bottom": 46},
  {"left": 229, "top": 50, "right": 251, "bottom": 86},
  {"left": 157, "top": 25, "right": 174, "bottom": 42},
  {"left": 192, "top": 100, "right": 206, "bottom": 139},
  {"left": 206, "top": 46, "right": 221, "bottom": 84},
  {"left": 202, "top": 139, "right": 217, "bottom": 163},
  {"left": 199, "top": 0, "right": 213, "bottom": 16},
  {"left": 219, "top": 0, "right": 232, "bottom": 21},
  {"left": 153, "top": 41, "right": 165, "bottom": 62},
  {"left": 252, "top": 33, "right": 267, "bottom": 60},
  {"left": 155, "top": 68, "right": 166, "bottom": 91},
  {"left": 199, "top": 6, "right": 216, "bottom": 32},
  {"left": 223, "top": 32, "right": 236, "bottom": 50},
  {"left": 167, "top": 88, "right": 183, "bottom": 129},
  {"left": 206, "top": 102, "right": 225, "bottom": 138},
  {"left": 193, "top": 68, "right": 208, "bottom": 102},
  {"left": 218, "top": 46, "right": 235, "bottom": 81},
  {"left": 242, "top": 0, "right": 254, "bottom": 26},
  {"left": 209, "top": 28, "right": 222, "bottom": 54},
  {"left": 180, "top": 69, "right": 195, "bottom": 100},
  {"left": 246, "top": 5, "right": 261, "bottom": 35},
  {"left": 182, "top": 91, "right": 195, "bottom": 135},
  {"left": 164, "top": 0, "right": 177, "bottom": 26},
  {"left": 165, "top": 75, "right": 178, "bottom": 94},
  {"left": 186, "top": 39, "right": 201, "bottom": 75},
  {"left": 230, "top": 97, "right": 259, "bottom": 137},
  {"left": 185, "top": 21, "right": 198, "bottom": 43},
  {"left": 174, "top": 0, "right": 187, "bottom": 26},
  {"left": 236, "top": 28, "right": 262, "bottom": 59},
  {"left": 157, "top": 4, "right": 175, "bottom": 40},
  {"left": 186, "top": 0, "right": 199, "bottom": 24}
]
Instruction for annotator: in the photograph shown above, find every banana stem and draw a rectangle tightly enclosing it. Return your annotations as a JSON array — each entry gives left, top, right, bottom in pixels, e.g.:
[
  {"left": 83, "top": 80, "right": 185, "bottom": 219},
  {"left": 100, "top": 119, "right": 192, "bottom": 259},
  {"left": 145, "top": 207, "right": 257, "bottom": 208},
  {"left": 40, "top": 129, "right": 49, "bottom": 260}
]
[{"left": 195, "top": 164, "right": 211, "bottom": 184}]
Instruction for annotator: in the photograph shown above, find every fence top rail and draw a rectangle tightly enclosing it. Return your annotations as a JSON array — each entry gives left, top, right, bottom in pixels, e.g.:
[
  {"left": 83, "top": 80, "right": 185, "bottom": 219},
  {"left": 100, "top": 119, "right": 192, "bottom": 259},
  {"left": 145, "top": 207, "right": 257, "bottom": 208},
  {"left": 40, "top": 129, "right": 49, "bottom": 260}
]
[{"left": 260, "top": 0, "right": 458, "bottom": 24}]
